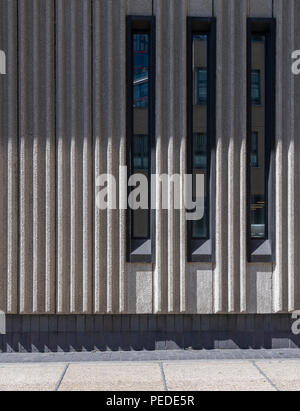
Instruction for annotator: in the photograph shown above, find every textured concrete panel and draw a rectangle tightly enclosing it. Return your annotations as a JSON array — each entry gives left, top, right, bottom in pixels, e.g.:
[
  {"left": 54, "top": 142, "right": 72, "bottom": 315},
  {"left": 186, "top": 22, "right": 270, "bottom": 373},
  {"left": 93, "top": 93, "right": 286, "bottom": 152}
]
[
  {"left": 249, "top": 0, "right": 273, "bottom": 17},
  {"left": 59, "top": 363, "right": 164, "bottom": 391},
  {"left": 153, "top": 0, "right": 189, "bottom": 314},
  {"left": 127, "top": 0, "right": 152, "bottom": 15},
  {"left": 0, "top": 0, "right": 299, "bottom": 315},
  {"left": 0, "top": 0, "right": 18, "bottom": 313},
  {"left": 255, "top": 360, "right": 300, "bottom": 391},
  {"left": 128, "top": 265, "right": 153, "bottom": 313},
  {"left": 93, "top": 0, "right": 127, "bottom": 314},
  {"left": 248, "top": 265, "right": 272, "bottom": 313},
  {"left": 0, "top": 364, "right": 65, "bottom": 391},
  {"left": 18, "top": 0, "right": 56, "bottom": 314},
  {"left": 188, "top": 266, "right": 213, "bottom": 313},
  {"left": 164, "top": 361, "right": 275, "bottom": 391},
  {"left": 188, "top": 0, "right": 212, "bottom": 16},
  {"left": 56, "top": 0, "right": 93, "bottom": 314}
]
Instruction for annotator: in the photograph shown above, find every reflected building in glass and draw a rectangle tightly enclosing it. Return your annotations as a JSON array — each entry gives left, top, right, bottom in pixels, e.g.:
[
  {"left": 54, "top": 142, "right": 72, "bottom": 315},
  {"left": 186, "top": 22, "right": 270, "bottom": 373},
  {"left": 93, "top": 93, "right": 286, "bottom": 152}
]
[
  {"left": 250, "top": 35, "right": 266, "bottom": 239},
  {"left": 131, "top": 33, "right": 150, "bottom": 239},
  {"left": 192, "top": 34, "right": 209, "bottom": 239}
]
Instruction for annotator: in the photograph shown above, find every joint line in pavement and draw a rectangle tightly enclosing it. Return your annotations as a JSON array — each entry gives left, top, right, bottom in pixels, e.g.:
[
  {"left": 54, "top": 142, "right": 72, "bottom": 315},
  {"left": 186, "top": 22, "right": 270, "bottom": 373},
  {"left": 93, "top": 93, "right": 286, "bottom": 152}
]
[
  {"left": 54, "top": 363, "right": 69, "bottom": 392},
  {"left": 251, "top": 360, "right": 280, "bottom": 392},
  {"left": 159, "top": 362, "right": 168, "bottom": 391}
]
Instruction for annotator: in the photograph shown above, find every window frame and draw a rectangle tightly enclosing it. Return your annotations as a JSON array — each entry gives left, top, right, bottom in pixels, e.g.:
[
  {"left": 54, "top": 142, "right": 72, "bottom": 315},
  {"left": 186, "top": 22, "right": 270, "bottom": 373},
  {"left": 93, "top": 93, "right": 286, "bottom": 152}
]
[
  {"left": 126, "top": 16, "right": 156, "bottom": 263},
  {"left": 247, "top": 18, "right": 276, "bottom": 263},
  {"left": 187, "top": 17, "right": 216, "bottom": 263}
]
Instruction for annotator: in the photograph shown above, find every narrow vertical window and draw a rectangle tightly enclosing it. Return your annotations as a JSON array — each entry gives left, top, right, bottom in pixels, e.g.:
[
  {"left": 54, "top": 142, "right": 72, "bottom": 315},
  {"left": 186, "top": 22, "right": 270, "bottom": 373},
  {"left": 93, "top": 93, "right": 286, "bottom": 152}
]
[
  {"left": 187, "top": 18, "right": 216, "bottom": 262},
  {"left": 247, "top": 19, "right": 275, "bottom": 262},
  {"left": 126, "top": 17, "right": 155, "bottom": 262}
]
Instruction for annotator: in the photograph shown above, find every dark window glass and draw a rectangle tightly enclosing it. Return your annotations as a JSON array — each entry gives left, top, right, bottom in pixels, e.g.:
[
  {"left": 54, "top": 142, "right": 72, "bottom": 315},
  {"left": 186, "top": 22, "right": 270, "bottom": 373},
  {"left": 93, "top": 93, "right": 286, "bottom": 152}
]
[
  {"left": 251, "top": 132, "right": 259, "bottom": 167},
  {"left": 132, "top": 33, "right": 150, "bottom": 239},
  {"left": 133, "top": 34, "right": 149, "bottom": 108},
  {"left": 251, "top": 194, "right": 266, "bottom": 238},
  {"left": 192, "top": 34, "right": 209, "bottom": 239},
  {"left": 134, "top": 34, "right": 148, "bottom": 52},
  {"left": 252, "top": 35, "right": 264, "bottom": 42},
  {"left": 251, "top": 69, "right": 261, "bottom": 105},
  {"left": 194, "top": 68, "right": 207, "bottom": 105},
  {"left": 193, "top": 133, "right": 207, "bottom": 169},
  {"left": 133, "top": 135, "right": 149, "bottom": 170},
  {"left": 250, "top": 35, "right": 266, "bottom": 239}
]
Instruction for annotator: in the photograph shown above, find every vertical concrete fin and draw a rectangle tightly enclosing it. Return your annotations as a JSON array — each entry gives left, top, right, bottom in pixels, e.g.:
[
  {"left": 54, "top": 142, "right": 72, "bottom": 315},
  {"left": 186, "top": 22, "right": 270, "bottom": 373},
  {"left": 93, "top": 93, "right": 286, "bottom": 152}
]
[
  {"left": 19, "top": 0, "right": 55, "bottom": 314},
  {"left": 227, "top": 0, "right": 248, "bottom": 313},
  {"left": 238, "top": 0, "right": 248, "bottom": 313},
  {"left": 293, "top": 0, "right": 300, "bottom": 311},
  {"left": 154, "top": 0, "right": 164, "bottom": 313},
  {"left": 81, "top": 0, "right": 93, "bottom": 314},
  {"left": 287, "top": 0, "right": 300, "bottom": 312},
  {"left": 93, "top": 0, "right": 108, "bottom": 313},
  {"left": 0, "top": 0, "right": 18, "bottom": 314},
  {"left": 105, "top": 0, "right": 114, "bottom": 313},
  {"left": 227, "top": 0, "right": 238, "bottom": 312},
  {"left": 214, "top": 0, "right": 229, "bottom": 313},
  {"left": 57, "top": 0, "right": 92, "bottom": 314},
  {"left": 167, "top": 0, "right": 176, "bottom": 313},
  {"left": 56, "top": 0, "right": 70, "bottom": 314},
  {"left": 178, "top": 0, "right": 188, "bottom": 313},
  {"left": 19, "top": 0, "right": 33, "bottom": 314},
  {"left": 117, "top": 0, "right": 127, "bottom": 314},
  {"left": 273, "top": 0, "right": 288, "bottom": 313}
]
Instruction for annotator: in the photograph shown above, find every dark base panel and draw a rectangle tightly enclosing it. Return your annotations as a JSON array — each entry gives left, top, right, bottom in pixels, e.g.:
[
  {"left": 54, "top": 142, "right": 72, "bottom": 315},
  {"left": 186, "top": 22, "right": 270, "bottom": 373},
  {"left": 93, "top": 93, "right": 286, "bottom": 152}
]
[{"left": 0, "top": 314, "right": 299, "bottom": 353}]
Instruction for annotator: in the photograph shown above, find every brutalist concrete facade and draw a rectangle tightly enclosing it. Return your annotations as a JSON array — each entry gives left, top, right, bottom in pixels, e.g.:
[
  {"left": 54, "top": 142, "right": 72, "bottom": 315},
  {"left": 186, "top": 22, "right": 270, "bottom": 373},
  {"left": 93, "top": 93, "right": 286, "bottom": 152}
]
[{"left": 0, "top": 0, "right": 300, "bottom": 351}]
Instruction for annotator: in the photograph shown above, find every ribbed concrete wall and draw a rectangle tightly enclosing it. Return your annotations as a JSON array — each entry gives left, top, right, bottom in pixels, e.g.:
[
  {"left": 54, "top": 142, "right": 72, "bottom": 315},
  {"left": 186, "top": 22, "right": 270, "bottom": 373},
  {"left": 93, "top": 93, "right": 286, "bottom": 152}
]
[{"left": 0, "top": 0, "right": 299, "bottom": 315}]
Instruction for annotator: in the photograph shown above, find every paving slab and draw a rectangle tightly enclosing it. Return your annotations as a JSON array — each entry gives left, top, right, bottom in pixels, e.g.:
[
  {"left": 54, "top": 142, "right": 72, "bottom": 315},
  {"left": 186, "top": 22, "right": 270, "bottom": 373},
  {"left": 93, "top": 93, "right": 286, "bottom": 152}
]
[
  {"left": 255, "top": 360, "right": 300, "bottom": 391},
  {"left": 0, "top": 363, "right": 66, "bottom": 391},
  {"left": 0, "top": 357, "right": 299, "bottom": 391},
  {"left": 59, "top": 362, "right": 164, "bottom": 391},
  {"left": 163, "top": 360, "right": 276, "bottom": 391}
]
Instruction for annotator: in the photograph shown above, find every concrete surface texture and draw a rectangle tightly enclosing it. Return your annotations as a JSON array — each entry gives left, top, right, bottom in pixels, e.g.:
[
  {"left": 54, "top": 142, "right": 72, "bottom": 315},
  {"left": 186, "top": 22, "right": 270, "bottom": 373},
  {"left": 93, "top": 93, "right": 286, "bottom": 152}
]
[
  {"left": 1, "top": 0, "right": 300, "bottom": 316},
  {"left": 0, "top": 355, "right": 299, "bottom": 391}
]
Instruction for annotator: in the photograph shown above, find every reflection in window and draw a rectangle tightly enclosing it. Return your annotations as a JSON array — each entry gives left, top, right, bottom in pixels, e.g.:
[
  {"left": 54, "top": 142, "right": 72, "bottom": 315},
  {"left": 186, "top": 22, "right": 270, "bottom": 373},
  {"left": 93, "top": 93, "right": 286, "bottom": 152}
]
[
  {"left": 191, "top": 35, "right": 209, "bottom": 239},
  {"left": 252, "top": 35, "right": 264, "bottom": 42},
  {"left": 134, "top": 80, "right": 148, "bottom": 108},
  {"left": 250, "top": 35, "right": 266, "bottom": 239},
  {"left": 132, "top": 33, "right": 150, "bottom": 239},
  {"left": 194, "top": 68, "right": 207, "bottom": 105},
  {"left": 251, "top": 195, "right": 265, "bottom": 238},
  {"left": 133, "top": 135, "right": 149, "bottom": 170},
  {"left": 133, "top": 34, "right": 149, "bottom": 108},
  {"left": 251, "top": 132, "right": 259, "bottom": 168},
  {"left": 193, "top": 133, "right": 207, "bottom": 169},
  {"left": 134, "top": 34, "right": 148, "bottom": 52},
  {"left": 251, "top": 70, "right": 261, "bottom": 105}
]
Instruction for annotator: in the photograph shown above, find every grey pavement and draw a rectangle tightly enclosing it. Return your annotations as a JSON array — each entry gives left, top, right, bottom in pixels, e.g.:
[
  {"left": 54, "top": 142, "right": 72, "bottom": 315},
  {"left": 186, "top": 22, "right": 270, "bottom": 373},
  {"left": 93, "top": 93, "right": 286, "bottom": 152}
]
[
  {"left": 0, "top": 348, "right": 300, "bottom": 364},
  {"left": 0, "top": 350, "right": 299, "bottom": 391}
]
